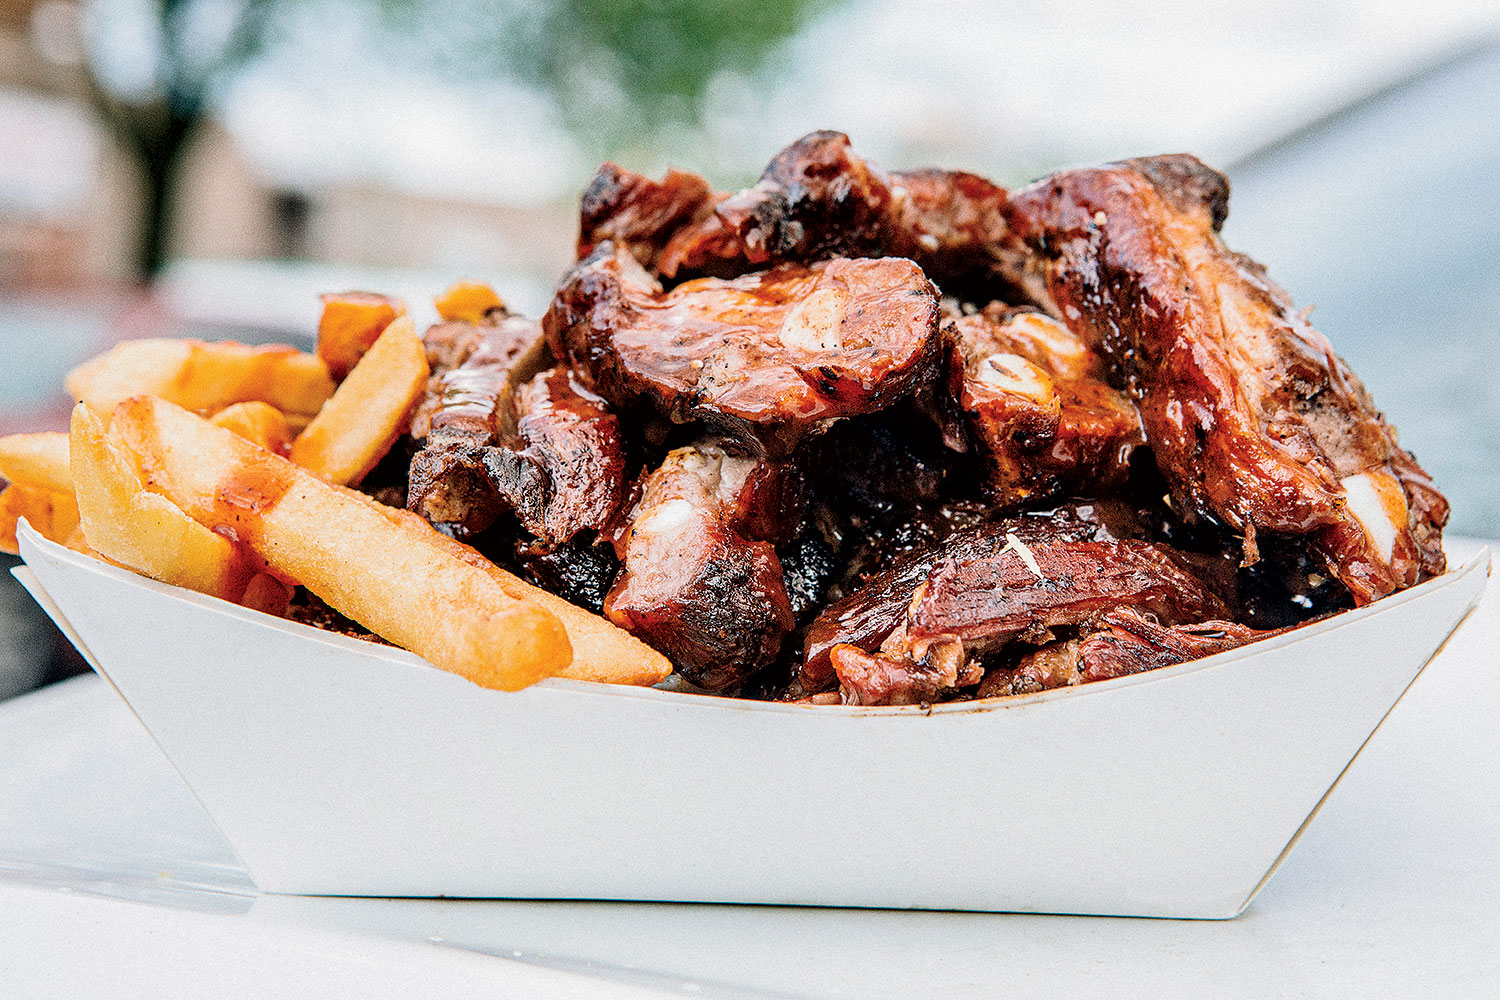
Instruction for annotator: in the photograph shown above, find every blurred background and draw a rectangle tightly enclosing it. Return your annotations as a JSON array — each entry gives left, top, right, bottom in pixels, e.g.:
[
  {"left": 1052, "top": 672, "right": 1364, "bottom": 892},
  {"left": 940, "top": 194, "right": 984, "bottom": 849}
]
[{"left": 1, "top": 0, "right": 1497, "bottom": 696}]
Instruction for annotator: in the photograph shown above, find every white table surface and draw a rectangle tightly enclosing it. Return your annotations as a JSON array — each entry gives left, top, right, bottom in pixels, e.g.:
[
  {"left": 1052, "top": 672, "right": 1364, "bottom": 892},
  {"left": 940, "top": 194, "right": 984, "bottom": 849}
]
[{"left": 0, "top": 539, "right": 1495, "bottom": 999}]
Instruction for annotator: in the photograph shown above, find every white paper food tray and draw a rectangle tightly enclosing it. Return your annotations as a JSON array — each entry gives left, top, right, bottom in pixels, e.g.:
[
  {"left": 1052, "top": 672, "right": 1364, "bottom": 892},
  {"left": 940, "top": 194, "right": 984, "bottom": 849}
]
[{"left": 12, "top": 522, "right": 1490, "bottom": 918}]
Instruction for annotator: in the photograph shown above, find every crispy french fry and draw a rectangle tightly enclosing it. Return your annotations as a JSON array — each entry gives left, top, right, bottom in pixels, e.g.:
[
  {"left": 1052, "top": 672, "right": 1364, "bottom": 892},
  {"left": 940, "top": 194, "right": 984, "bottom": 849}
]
[
  {"left": 291, "top": 316, "right": 429, "bottom": 485},
  {"left": 378, "top": 505, "right": 672, "bottom": 687},
  {"left": 112, "top": 396, "right": 571, "bottom": 691},
  {"left": 0, "top": 432, "right": 71, "bottom": 494},
  {"left": 68, "top": 339, "right": 335, "bottom": 418},
  {"left": 317, "top": 291, "right": 405, "bottom": 380},
  {"left": 0, "top": 483, "right": 78, "bottom": 555},
  {"left": 434, "top": 280, "right": 503, "bottom": 324},
  {"left": 211, "top": 401, "right": 293, "bottom": 454},
  {"left": 61, "top": 524, "right": 97, "bottom": 557},
  {"left": 240, "top": 572, "right": 294, "bottom": 617},
  {"left": 69, "top": 404, "right": 256, "bottom": 600}
]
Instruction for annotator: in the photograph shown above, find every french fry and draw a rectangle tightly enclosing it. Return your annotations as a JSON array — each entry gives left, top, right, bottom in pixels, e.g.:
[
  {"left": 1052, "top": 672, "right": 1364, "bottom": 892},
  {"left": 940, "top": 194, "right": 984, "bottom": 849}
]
[
  {"left": 378, "top": 505, "right": 672, "bottom": 687},
  {"left": 240, "top": 572, "right": 294, "bottom": 617},
  {"left": 290, "top": 316, "right": 429, "bottom": 485},
  {"left": 434, "top": 280, "right": 503, "bottom": 324},
  {"left": 0, "top": 432, "right": 71, "bottom": 494},
  {"left": 0, "top": 483, "right": 78, "bottom": 555},
  {"left": 112, "top": 395, "right": 571, "bottom": 691},
  {"left": 317, "top": 291, "right": 405, "bottom": 380},
  {"left": 211, "top": 402, "right": 293, "bottom": 454},
  {"left": 69, "top": 404, "right": 256, "bottom": 600},
  {"left": 68, "top": 339, "right": 335, "bottom": 418}
]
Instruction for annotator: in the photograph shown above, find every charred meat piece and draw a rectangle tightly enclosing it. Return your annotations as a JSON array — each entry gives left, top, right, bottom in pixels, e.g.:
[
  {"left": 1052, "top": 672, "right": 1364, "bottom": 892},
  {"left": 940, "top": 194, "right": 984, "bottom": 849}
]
[
  {"left": 546, "top": 243, "right": 941, "bottom": 455},
  {"left": 409, "top": 313, "right": 630, "bottom": 547},
  {"left": 888, "top": 168, "right": 1029, "bottom": 298},
  {"left": 828, "top": 533, "right": 1224, "bottom": 707},
  {"left": 657, "top": 131, "right": 1021, "bottom": 292},
  {"left": 807, "top": 405, "right": 950, "bottom": 522},
  {"left": 910, "top": 534, "right": 1226, "bottom": 656},
  {"left": 976, "top": 610, "right": 1283, "bottom": 698},
  {"left": 481, "top": 366, "right": 632, "bottom": 546},
  {"left": 407, "top": 313, "right": 551, "bottom": 532},
  {"left": 511, "top": 536, "right": 621, "bottom": 616},
  {"left": 410, "top": 313, "right": 540, "bottom": 439},
  {"left": 800, "top": 502, "right": 1136, "bottom": 691},
  {"left": 1003, "top": 154, "right": 1448, "bottom": 602},
  {"left": 604, "top": 440, "right": 799, "bottom": 690},
  {"left": 1076, "top": 608, "right": 1285, "bottom": 683},
  {"left": 942, "top": 304, "right": 1142, "bottom": 506},
  {"left": 830, "top": 639, "right": 982, "bottom": 707},
  {"left": 777, "top": 514, "right": 845, "bottom": 626},
  {"left": 659, "top": 130, "right": 895, "bottom": 278},
  {"left": 578, "top": 162, "right": 716, "bottom": 270}
]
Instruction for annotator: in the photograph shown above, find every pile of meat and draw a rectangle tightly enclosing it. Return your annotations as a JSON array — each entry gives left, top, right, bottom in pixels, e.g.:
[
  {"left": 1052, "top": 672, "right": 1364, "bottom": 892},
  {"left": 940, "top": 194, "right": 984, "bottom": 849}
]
[{"left": 392, "top": 131, "right": 1449, "bottom": 705}]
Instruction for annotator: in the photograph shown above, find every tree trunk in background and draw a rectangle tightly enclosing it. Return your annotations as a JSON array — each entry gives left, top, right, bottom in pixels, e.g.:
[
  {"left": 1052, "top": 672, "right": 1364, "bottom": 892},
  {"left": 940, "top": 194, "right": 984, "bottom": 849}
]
[{"left": 131, "top": 115, "right": 196, "bottom": 282}]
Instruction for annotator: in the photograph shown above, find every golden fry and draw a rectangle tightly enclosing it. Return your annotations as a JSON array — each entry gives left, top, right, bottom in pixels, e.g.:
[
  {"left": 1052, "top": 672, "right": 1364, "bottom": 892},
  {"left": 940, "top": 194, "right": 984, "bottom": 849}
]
[
  {"left": 211, "top": 402, "right": 293, "bottom": 454},
  {"left": 0, "top": 432, "right": 71, "bottom": 494},
  {"left": 112, "top": 396, "right": 571, "bottom": 691},
  {"left": 434, "top": 280, "right": 503, "bottom": 324},
  {"left": 317, "top": 291, "right": 406, "bottom": 380},
  {"left": 291, "top": 316, "right": 429, "bottom": 485},
  {"left": 0, "top": 483, "right": 78, "bottom": 555},
  {"left": 240, "top": 572, "right": 294, "bottom": 617},
  {"left": 68, "top": 339, "right": 335, "bottom": 418},
  {"left": 381, "top": 505, "right": 672, "bottom": 687},
  {"left": 69, "top": 404, "right": 255, "bottom": 600}
]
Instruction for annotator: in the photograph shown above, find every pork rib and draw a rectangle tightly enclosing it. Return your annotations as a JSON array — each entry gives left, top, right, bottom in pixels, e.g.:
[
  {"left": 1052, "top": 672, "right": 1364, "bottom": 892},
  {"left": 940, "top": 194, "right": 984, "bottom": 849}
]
[
  {"left": 656, "top": 131, "right": 1021, "bottom": 293},
  {"left": 604, "top": 440, "right": 798, "bottom": 690},
  {"left": 545, "top": 243, "right": 942, "bottom": 455},
  {"left": 1003, "top": 154, "right": 1448, "bottom": 602},
  {"left": 578, "top": 162, "right": 716, "bottom": 270},
  {"left": 942, "top": 304, "right": 1142, "bottom": 505},
  {"left": 407, "top": 313, "right": 551, "bottom": 532}
]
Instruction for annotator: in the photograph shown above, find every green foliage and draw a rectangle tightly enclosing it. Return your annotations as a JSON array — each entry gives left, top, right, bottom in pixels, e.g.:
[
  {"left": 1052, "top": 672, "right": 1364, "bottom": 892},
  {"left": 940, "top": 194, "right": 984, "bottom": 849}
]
[
  {"left": 384, "top": 0, "right": 834, "bottom": 151},
  {"left": 530, "top": 0, "right": 831, "bottom": 113}
]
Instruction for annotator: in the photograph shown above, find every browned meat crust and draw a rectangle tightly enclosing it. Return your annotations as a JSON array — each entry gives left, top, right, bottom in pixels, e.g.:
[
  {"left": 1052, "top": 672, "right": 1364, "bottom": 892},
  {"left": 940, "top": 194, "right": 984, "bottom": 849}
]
[
  {"left": 408, "top": 313, "right": 629, "bottom": 547},
  {"left": 978, "top": 608, "right": 1285, "bottom": 697},
  {"left": 407, "top": 314, "right": 552, "bottom": 532},
  {"left": 800, "top": 502, "right": 1145, "bottom": 692},
  {"left": 941, "top": 303, "right": 1142, "bottom": 505},
  {"left": 909, "top": 536, "right": 1226, "bottom": 654},
  {"left": 545, "top": 243, "right": 942, "bottom": 455},
  {"left": 482, "top": 366, "right": 632, "bottom": 546},
  {"left": 1002, "top": 154, "right": 1448, "bottom": 604},
  {"left": 578, "top": 162, "right": 716, "bottom": 270},
  {"left": 652, "top": 131, "right": 1021, "bottom": 294},
  {"left": 1076, "top": 609, "right": 1284, "bottom": 683},
  {"left": 604, "top": 441, "right": 799, "bottom": 690}
]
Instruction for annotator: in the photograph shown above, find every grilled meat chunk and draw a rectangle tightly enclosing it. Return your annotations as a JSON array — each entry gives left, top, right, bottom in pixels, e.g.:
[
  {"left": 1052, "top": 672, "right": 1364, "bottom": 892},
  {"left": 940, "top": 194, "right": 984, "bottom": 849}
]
[
  {"left": 604, "top": 440, "right": 798, "bottom": 690},
  {"left": 910, "top": 535, "right": 1226, "bottom": 655},
  {"left": 829, "top": 640, "right": 981, "bottom": 707},
  {"left": 546, "top": 243, "right": 942, "bottom": 455},
  {"left": 659, "top": 130, "right": 894, "bottom": 278},
  {"left": 511, "top": 536, "right": 620, "bottom": 616},
  {"left": 656, "top": 131, "right": 1020, "bottom": 293},
  {"left": 578, "top": 162, "right": 716, "bottom": 270},
  {"left": 978, "top": 608, "right": 1285, "bottom": 697},
  {"left": 409, "top": 315, "right": 629, "bottom": 546},
  {"left": 410, "top": 314, "right": 542, "bottom": 439},
  {"left": 942, "top": 304, "right": 1142, "bottom": 505},
  {"left": 407, "top": 313, "right": 552, "bottom": 531},
  {"left": 482, "top": 366, "right": 631, "bottom": 546},
  {"left": 800, "top": 502, "right": 1140, "bottom": 691},
  {"left": 1003, "top": 154, "right": 1448, "bottom": 602},
  {"left": 1076, "top": 608, "right": 1284, "bottom": 683}
]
